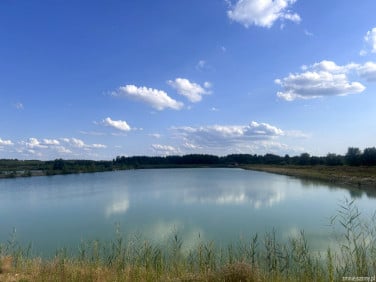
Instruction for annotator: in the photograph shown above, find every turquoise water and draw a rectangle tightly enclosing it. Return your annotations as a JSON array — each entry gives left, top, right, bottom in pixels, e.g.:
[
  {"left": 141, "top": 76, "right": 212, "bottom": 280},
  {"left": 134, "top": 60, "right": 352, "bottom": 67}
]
[{"left": 0, "top": 168, "right": 375, "bottom": 256}]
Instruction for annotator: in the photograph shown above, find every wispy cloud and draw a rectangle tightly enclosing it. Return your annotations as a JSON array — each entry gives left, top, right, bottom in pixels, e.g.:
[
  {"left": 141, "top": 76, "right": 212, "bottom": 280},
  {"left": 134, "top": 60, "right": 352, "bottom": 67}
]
[
  {"left": 92, "top": 144, "right": 107, "bottom": 149},
  {"left": 360, "top": 27, "right": 376, "bottom": 56},
  {"left": 113, "top": 85, "right": 183, "bottom": 110},
  {"left": 151, "top": 144, "right": 180, "bottom": 155},
  {"left": 304, "top": 29, "right": 314, "bottom": 37},
  {"left": 196, "top": 60, "right": 207, "bottom": 71},
  {"left": 227, "top": 0, "right": 301, "bottom": 28},
  {"left": 149, "top": 133, "right": 162, "bottom": 139},
  {"left": 14, "top": 102, "right": 24, "bottom": 110},
  {"left": 79, "top": 131, "right": 106, "bottom": 136},
  {"left": 182, "top": 142, "right": 201, "bottom": 150}
]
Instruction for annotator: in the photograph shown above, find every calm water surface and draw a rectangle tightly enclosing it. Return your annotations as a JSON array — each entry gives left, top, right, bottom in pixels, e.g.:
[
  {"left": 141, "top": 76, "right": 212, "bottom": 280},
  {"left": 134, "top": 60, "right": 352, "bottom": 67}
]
[{"left": 0, "top": 168, "right": 375, "bottom": 256}]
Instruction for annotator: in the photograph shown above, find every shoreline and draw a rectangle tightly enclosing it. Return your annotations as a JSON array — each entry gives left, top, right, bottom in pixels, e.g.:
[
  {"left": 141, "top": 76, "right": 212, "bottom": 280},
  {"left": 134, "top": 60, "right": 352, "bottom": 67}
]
[
  {"left": 2, "top": 164, "right": 376, "bottom": 192},
  {"left": 242, "top": 164, "right": 376, "bottom": 190}
]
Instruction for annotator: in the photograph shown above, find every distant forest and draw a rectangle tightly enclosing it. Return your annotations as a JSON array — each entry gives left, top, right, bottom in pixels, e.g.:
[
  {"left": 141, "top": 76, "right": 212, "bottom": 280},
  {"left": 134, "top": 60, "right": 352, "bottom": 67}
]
[{"left": 0, "top": 147, "right": 375, "bottom": 178}]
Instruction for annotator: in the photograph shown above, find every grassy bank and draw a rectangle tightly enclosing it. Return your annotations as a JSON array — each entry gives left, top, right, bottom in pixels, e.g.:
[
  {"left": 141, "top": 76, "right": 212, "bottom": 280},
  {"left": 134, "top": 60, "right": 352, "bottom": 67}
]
[
  {"left": 1, "top": 200, "right": 376, "bottom": 282},
  {"left": 243, "top": 165, "right": 376, "bottom": 190}
]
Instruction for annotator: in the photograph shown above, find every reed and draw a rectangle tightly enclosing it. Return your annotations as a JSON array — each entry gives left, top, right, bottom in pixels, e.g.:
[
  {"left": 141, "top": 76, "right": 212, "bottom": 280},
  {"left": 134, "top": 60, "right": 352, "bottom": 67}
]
[{"left": 0, "top": 199, "right": 375, "bottom": 281}]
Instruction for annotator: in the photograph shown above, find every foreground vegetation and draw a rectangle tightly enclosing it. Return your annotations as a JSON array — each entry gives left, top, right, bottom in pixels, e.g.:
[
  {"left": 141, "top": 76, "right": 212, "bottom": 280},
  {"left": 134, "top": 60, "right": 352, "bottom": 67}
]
[{"left": 1, "top": 200, "right": 376, "bottom": 281}]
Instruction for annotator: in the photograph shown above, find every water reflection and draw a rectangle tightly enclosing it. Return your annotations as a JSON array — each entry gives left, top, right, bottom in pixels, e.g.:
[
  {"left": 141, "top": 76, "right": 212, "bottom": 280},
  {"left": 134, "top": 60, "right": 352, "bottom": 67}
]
[
  {"left": 365, "top": 190, "right": 376, "bottom": 199},
  {"left": 103, "top": 169, "right": 289, "bottom": 220},
  {"left": 296, "top": 177, "right": 376, "bottom": 199},
  {"left": 1, "top": 168, "right": 375, "bottom": 257},
  {"left": 180, "top": 184, "right": 285, "bottom": 209},
  {"left": 105, "top": 198, "right": 130, "bottom": 217}
]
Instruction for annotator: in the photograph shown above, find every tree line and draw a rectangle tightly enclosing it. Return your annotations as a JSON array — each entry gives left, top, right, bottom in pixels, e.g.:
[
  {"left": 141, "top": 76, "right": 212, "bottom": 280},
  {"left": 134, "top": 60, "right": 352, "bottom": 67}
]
[
  {"left": 112, "top": 147, "right": 376, "bottom": 167},
  {"left": 1, "top": 146, "right": 375, "bottom": 178}
]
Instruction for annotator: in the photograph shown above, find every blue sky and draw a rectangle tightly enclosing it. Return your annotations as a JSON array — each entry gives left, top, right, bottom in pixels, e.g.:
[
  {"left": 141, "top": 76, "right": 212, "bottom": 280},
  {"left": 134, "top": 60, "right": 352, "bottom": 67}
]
[{"left": 1, "top": 0, "right": 376, "bottom": 160}]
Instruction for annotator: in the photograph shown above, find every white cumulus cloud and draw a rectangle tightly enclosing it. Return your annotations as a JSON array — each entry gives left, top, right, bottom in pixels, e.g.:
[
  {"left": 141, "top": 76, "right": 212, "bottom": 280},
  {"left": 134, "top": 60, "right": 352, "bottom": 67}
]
[
  {"left": 170, "top": 122, "right": 303, "bottom": 156},
  {"left": 0, "top": 138, "right": 13, "bottom": 146},
  {"left": 168, "top": 78, "right": 211, "bottom": 103},
  {"left": 311, "top": 60, "right": 357, "bottom": 73},
  {"left": 42, "top": 139, "right": 60, "bottom": 145},
  {"left": 114, "top": 84, "right": 183, "bottom": 110},
  {"left": 102, "top": 117, "right": 131, "bottom": 132},
  {"left": 68, "top": 138, "right": 86, "bottom": 148},
  {"left": 56, "top": 146, "right": 72, "bottom": 154},
  {"left": 4, "top": 136, "right": 106, "bottom": 159},
  {"left": 357, "top": 61, "right": 376, "bottom": 82},
  {"left": 275, "top": 60, "right": 366, "bottom": 101},
  {"left": 173, "top": 121, "right": 284, "bottom": 148},
  {"left": 24, "top": 138, "right": 48, "bottom": 149},
  {"left": 227, "top": 0, "right": 301, "bottom": 28}
]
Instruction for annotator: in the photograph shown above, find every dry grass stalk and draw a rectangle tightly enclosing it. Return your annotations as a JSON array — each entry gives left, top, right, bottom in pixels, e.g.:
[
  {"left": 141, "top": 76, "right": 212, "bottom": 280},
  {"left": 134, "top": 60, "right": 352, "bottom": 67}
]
[{"left": 0, "top": 256, "right": 13, "bottom": 273}]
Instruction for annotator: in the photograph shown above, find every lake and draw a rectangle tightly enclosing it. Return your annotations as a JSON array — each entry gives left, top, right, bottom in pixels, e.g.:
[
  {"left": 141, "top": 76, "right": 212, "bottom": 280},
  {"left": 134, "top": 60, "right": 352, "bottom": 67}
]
[{"left": 0, "top": 168, "right": 375, "bottom": 257}]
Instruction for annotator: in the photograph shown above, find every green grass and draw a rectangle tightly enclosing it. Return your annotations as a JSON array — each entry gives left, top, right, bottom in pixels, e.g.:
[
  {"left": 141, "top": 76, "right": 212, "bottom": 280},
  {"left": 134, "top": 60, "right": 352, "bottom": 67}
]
[
  {"left": 243, "top": 165, "right": 376, "bottom": 190},
  {"left": 1, "top": 199, "right": 375, "bottom": 281}
]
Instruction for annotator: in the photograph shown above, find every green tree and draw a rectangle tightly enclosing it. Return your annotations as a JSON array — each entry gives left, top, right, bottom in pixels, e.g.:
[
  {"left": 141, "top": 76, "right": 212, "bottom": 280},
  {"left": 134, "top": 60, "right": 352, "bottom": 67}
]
[
  {"left": 326, "top": 153, "right": 344, "bottom": 166},
  {"left": 53, "top": 158, "right": 65, "bottom": 170},
  {"left": 298, "top": 153, "right": 310, "bottom": 165},
  {"left": 362, "top": 147, "right": 376, "bottom": 166},
  {"left": 345, "top": 147, "right": 362, "bottom": 166}
]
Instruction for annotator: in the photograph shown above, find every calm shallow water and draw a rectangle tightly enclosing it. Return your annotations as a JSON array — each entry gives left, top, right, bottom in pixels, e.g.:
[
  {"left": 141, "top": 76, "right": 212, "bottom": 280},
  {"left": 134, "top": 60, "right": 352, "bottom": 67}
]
[{"left": 0, "top": 168, "right": 375, "bottom": 256}]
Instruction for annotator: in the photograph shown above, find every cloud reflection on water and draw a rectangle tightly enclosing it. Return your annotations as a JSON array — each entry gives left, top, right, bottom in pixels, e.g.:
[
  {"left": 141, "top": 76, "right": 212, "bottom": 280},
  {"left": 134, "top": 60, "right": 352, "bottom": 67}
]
[
  {"left": 105, "top": 198, "right": 130, "bottom": 217},
  {"left": 104, "top": 174, "right": 287, "bottom": 218},
  {"left": 180, "top": 184, "right": 285, "bottom": 209}
]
